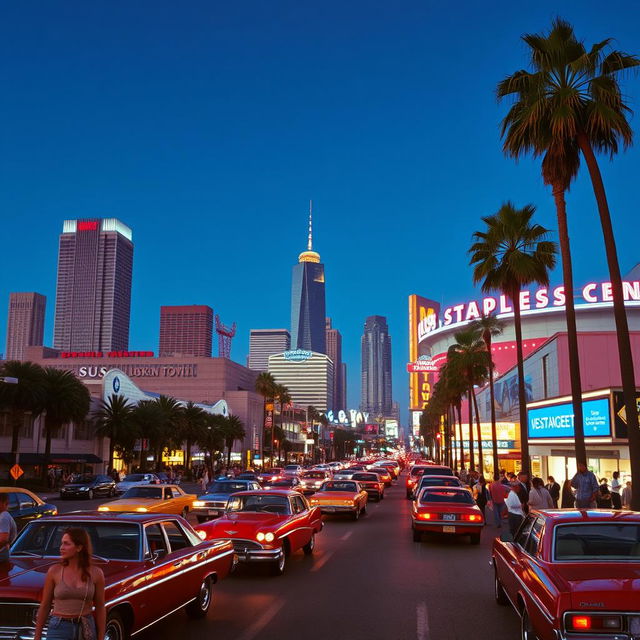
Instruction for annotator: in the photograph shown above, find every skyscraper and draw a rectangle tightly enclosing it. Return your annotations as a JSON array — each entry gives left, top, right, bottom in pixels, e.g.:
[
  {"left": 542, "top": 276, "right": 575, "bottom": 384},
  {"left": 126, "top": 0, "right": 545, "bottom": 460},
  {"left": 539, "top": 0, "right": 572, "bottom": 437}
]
[
  {"left": 360, "top": 315, "right": 393, "bottom": 417},
  {"left": 342, "top": 362, "right": 348, "bottom": 410},
  {"left": 325, "top": 318, "right": 343, "bottom": 411},
  {"left": 290, "top": 204, "right": 326, "bottom": 354},
  {"left": 248, "top": 329, "right": 290, "bottom": 372},
  {"left": 5, "top": 292, "right": 46, "bottom": 361},
  {"left": 159, "top": 305, "right": 213, "bottom": 357}
]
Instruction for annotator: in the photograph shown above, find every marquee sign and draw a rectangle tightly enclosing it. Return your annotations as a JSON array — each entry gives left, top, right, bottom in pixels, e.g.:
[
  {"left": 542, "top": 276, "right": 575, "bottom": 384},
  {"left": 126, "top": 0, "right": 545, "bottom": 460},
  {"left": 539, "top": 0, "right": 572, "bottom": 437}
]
[
  {"left": 60, "top": 351, "right": 154, "bottom": 358},
  {"left": 283, "top": 349, "right": 313, "bottom": 362}
]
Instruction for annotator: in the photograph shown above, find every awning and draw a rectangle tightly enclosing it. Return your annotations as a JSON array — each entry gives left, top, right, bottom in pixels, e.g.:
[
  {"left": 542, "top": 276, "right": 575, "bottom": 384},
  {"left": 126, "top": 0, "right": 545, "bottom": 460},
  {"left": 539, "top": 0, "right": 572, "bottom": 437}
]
[{"left": 0, "top": 453, "right": 102, "bottom": 465}]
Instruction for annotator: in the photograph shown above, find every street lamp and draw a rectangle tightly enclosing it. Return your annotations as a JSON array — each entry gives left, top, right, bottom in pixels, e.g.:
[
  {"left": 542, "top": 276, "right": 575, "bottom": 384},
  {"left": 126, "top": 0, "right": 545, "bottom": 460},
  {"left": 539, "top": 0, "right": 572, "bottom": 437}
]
[{"left": 0, "top": 377, "right": 19, "bottom": 384}]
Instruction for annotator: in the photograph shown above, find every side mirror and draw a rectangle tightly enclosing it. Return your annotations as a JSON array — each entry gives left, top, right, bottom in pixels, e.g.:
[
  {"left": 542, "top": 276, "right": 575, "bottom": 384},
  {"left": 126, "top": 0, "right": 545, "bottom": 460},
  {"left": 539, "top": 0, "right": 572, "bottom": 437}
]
[{"left": 500, "top": 531, "right": 514, "bottom": 543}]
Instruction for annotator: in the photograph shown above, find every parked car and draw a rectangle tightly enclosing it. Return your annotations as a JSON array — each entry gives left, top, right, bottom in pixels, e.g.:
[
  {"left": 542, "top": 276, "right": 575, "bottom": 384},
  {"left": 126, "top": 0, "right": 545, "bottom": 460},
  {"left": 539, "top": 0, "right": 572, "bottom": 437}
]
[
  {"left": 308, "top": 480, "right": 368, "bottom": 520},
  {"left": 59, "top": 473, "right": 116, "bottom": 500},
  {"left": 115, "top": 473, "right": 160, "bottom": 494},
  {"left": 493, "top": 509, "right": 640, "bottom": 640},
  {"left": 193, "top": 479, "right": 262, "bottom": 523},
  {"left": 0, "top": 487, "right": 57, "bottom": 531},
  {"left": 98, "top": 484, "right": 196, "bottom": 518},
  {"left": 195, "top": 490, "right": 322, "bottom": 575},
  {"left": 0, "top": 513, "right": 235, "bottom": 640}
]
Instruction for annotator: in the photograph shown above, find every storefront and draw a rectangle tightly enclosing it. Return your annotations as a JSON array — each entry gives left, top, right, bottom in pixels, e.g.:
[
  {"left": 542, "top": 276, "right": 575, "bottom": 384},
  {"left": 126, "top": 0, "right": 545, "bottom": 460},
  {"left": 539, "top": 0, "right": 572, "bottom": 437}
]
[{"left": 452, "top": 421, "right": 519, "bottom": 474}]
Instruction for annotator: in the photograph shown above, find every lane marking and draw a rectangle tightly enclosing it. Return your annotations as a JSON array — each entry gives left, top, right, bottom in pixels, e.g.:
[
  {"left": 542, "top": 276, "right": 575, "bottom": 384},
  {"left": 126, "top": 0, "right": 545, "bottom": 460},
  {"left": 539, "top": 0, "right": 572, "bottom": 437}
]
[
  {"left": 310, "top": 550, "right": 335, "bottom": 572},
  {"left": 417, "top": 602, "right": 429, "bottom": 640},
  {"left": 341, "top": 531, "right": 353, "bottom": 541},
  {"left": 234, "top": 598, "right": 286, "bottom": 640}
]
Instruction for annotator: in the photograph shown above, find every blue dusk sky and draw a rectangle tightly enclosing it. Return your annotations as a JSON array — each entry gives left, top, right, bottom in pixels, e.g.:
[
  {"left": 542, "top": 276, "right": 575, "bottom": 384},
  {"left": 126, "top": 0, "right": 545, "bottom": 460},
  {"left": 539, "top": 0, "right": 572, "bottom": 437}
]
[{"left": 1, "top": 1, "right": 639, "bottom": 424}]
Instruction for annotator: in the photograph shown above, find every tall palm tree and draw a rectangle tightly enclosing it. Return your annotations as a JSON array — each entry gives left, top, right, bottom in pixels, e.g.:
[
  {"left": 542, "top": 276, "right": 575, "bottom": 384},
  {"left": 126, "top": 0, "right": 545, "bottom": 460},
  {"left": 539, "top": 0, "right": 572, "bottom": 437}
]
[
  {"left": 0, "top": 361, "right": 46, "bottom": 468},
  {"left": 255, "top": 372, "right": 276, "bottom": 465},
  {"left": 469, "top": 202, "right": 557, "bottom": 475},
  {"left": 219, "top": 414, "right": 246, "bottom": 469},
  {"left": 198, "top": 414, "right": 225, "bottom": 478},
  {"left": 435, "top": 361, "right": 466, "bottom": 470},
  {"left": 470, "top": 314, "right": 505, "bottom": 476},
  {"left": 41, "top": 368, "right": 91, "bottom": 483},
  {"left": 130, "top": 400, "right": 164, "bottom": 471},
  {"left": 93, "top": 394, "right": 135, "bottom": 473},
  {"left": 274, "top": 383, "right": 291, "bottom": 466},
  {"left": 498, "top": 18, "right": 640, "bottom": 502},
  {"left": 448, "top": 327, "right": 490, "bottom": 474},
  {"left": 151, "top": 396, "right": 184, "bottom": 471},
  {"left": 179, "top": 402, "right": 207, "bottom": 475}
]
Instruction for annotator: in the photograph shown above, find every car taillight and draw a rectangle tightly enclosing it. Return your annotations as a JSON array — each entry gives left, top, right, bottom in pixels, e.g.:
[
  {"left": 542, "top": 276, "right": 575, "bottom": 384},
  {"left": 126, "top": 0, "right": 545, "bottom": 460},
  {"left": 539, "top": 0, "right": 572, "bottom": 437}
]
[
  {"left": 407, "top": 478, "right": 416, "bottom": 486},
  {"left": 464, "top": 514, "right": 482, "bottom": 522},
  {"left": 417, "top": 512, "right": 434, "bottom": 520},
  {"left": 566, "top": 615, "right": 622, "bottom": 632}
]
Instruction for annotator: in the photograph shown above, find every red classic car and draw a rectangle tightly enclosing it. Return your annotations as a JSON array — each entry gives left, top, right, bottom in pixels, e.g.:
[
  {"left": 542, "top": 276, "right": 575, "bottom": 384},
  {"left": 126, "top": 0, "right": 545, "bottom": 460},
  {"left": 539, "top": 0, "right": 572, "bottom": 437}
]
[
  {"left": 195, "top": 490, "right": 323, "bottom": 576},
  {"left": 411, "top": 487, "right": 484, "bottom": 544},
  {"left": 493, "top": 509, "right": 640, "bottom": 640},
  {"left": 0, "top": 512, "right": 235, "bottom": 640}
]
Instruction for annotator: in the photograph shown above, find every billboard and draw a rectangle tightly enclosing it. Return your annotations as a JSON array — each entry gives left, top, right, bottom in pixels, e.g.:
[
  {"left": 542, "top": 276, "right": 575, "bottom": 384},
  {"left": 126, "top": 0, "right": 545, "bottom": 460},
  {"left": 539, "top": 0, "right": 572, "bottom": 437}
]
[
  {"left": 408, "top": 295, "right": 440, "bottom": 411},
  {"left": 528, "top": 397, "right": 611, "bottom": 439}
]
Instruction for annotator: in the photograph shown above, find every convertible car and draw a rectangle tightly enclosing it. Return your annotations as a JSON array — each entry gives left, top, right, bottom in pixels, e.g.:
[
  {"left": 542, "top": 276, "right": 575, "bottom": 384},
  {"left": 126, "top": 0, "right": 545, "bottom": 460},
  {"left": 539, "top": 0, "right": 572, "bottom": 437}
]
[
  {"left": 98, "top": 484, "right": 196, "bottom": 518},
  {"left": 195, "top": 490, "right": 323, "bottom": 576},
  {"left": 308, "top": 480, "right": 368, "bottom": 520},
  {"left": 493, "top": 509, "right": 640, "bottom": 640},
  {"left": 0, "top": 513, "right": 235, "bottom": 640}
]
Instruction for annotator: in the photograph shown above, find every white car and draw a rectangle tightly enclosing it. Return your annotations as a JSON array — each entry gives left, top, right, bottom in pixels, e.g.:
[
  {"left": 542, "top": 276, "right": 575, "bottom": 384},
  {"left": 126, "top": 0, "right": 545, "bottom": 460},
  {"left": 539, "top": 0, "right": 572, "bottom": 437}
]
[
  {"left": 282, "top": 464, "right": 303, "bottom": 476},
  {"left": 115, "top": 473, "right": 160, "bottom": 495}
]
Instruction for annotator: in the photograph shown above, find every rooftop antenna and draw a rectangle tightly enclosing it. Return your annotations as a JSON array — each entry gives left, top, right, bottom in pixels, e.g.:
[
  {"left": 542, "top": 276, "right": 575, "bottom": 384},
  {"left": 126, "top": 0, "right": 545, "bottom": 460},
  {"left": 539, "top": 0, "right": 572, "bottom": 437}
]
[{"left": 308, "top": 199, "right": 313, "bottom": 251}]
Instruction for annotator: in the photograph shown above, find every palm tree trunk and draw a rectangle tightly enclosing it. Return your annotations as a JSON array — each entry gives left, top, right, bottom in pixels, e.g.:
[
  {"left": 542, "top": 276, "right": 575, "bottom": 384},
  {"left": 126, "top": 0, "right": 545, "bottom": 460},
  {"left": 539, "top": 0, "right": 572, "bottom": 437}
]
[
  {"left": 511, "top": 286, "right": 530, "bottom": 476},
  {"left": 186, "top": 438, "right": 192, "bottom": 475},
  {"left": 472, "top": 391, "right": 484, "bottom": 475},
  {"left": 456, "top": 402, "right": 464, "bottom": 471},
  {"left": 227, "top": 442, "right": 232, "bottom": 469},
  {"left": 468, "top": 385, "right": 475, "bottom": 472},
  {"left": 577, "top": 132, "right": 640, "bottom": 510},
  {"left": 487, "top": 338, "right": 499, "bottom": 478},
  {"left": 553, "top": 183, "right": 587, "bottom": 467},
  {"left": 42, "top": 418, "right": 55, "bottom": 486},
  {"left": 449, "top": 406, "right": 457, "bottom": 469}
]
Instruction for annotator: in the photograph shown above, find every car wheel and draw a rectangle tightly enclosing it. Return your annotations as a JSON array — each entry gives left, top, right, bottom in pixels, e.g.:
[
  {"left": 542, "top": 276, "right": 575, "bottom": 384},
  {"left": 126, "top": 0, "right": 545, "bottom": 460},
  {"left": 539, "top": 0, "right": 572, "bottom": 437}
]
[
  {"left": 361, "top": 504, "right": 367, "bottom": 516},
  {"left": 87, "top": 489, "right": 94, "bottom": 500},
  {"left": 352, "top": 507, "right": 360, "bottom": 521},
  {"left": 494, "top": 568, "right": 509, "bottom": 606},
  {"left": 412, "top": 528, "right": 422, "bottom": 542},
  {"left": 185, "top": 576, "right": 213, "bottom": 618},
  {"left": 271, "top": 549, "right": 286, "bottom": 576},
  {"left": 470, "top": 533, "right": 481, "bottom": 545},
  {"left": 181, "top": 507, "right": 189, "bottom": 519},
  {"left": 520, "top": 609, "right": 538, "bottom": 640},
  {"left": 303, "top": 534, "right": 315, "bottom": 555},
  {"left": 105, "top": 611, "right": 127, "bottom": 640}
]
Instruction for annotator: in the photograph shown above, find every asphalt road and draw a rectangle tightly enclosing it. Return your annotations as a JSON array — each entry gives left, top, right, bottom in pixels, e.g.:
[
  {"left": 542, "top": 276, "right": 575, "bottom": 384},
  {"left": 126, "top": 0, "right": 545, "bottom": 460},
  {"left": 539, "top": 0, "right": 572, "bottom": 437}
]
[{"left": 47, "top": 477, "right": 522, "bottom": 640}]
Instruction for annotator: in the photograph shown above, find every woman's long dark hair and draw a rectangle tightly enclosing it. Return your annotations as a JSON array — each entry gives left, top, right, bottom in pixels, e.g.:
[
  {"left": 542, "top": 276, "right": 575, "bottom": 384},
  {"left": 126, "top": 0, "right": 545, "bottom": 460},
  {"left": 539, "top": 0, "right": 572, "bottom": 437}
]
[{"left": 62, "top": 527, "right": 92, "bottom": 581}]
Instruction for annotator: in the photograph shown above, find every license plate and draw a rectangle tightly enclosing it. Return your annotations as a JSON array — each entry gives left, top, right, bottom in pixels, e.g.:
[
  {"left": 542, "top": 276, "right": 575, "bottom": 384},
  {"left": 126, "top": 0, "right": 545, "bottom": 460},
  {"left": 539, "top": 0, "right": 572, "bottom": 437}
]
[
  {"left": 443, "top": 526, "right": 456, "bottom": 533},
  {"left": 207, "top": 510, "right": 221, "bottom": 516},
  {"left": 443, "top": 513, "right": 456, "bottom": 521},
  {"left": 629, "top": 617, "right": 640, "bottom": 633}
]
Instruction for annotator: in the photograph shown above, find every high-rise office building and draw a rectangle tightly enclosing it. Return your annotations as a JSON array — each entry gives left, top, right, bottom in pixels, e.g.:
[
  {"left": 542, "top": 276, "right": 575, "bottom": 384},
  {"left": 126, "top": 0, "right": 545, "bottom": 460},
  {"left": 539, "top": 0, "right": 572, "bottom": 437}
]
[
  {"left": 325, "top": 318, "right": 343, "bottom": 411},
  {"left": 342, "top": 362, "right": 348, "bottom": 410},
  {"left": 159, "top": 305, "right": 213, "bottom": 357},
  {"left": 53, "top": 218, "right": 133, "bottom": 352},
  {"left": 291, "top": 205, "right": 326, "bottom": 354},
  {"left": 5, "top": 293, "right": 46, "bottom": 361},
  {"left": 360, "top": 315, "right": 393, "bottom": 416},
  {"left": 248, "top": 329, "right": 290, "bottom": 372}
]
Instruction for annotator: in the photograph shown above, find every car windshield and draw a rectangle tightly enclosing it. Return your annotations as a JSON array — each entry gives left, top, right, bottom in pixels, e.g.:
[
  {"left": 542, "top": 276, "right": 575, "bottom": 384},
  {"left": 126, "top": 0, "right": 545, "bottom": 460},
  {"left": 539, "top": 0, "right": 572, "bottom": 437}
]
[
  {"left": 422, "top": 467, "right": 454, "bottom": 476},
  {"left": 352, "top": 474, "right": 377, "bottom": 481},
  {"left": 122, "top": 474, "right": 146, "bottom": 482},
  {"left": 13, "top": 521, "right": 141, "bottom": 560},
  {"left": 410, "top": 467, "right": 427, "bottom": 477},
  {"left": 69, "top": 474, "right": 97, "bottom": 484},
  {"left": 321, "top": 482, "right": 357, "bottom": 492},
  {"left": 554, "top": 524, "right": 640, "bottom": 561},
  {"left": 226, "top": 494, "right": 290, "bottom": 515},
  {"left": 301, "top": 472, "right": 326, "bottom": 479},
  {"left": 206, "top": 482, "right": 248, "bottom": 493},
  {"left": 265, "top": 479, "right": 294, "bottom": 487},
  {"left": 421, "top": 478, "right": 459, "bottom": 487},
  {"left": 122, "top": 487, "right": 164, "bottom": 499},
  {"left": 419, "top": 490, "right": 474, "bottom": 504}
]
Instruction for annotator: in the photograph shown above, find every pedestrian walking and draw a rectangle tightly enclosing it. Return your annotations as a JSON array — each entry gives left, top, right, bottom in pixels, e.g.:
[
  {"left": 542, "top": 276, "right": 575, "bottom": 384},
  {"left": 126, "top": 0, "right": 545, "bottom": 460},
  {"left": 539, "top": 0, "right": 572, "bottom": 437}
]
[
  {"left": 571, "top": 463, "right": 599, "bottom": 509},
  {"left": 561, "top": 479, "right": 575, "bottom": 508},
  {"left": 505, "top": 483, "right": 525, "bottom": 536},
  {"left": 611, "top": 471, "right": 622, "bottom": 509},
  {"left": 622, "top": 481, "right": 632, "bottom": 509},
  {"left": 0, "top": 493, "right": 17, "bottom": 563},
  {"left": 473, "top": 476, "right": 489, "bottom": 517},
  {"left": 528, "top": 477, "right": 554, "bottom": 510},
  {"left": 488, "top": 473, "right": 508, "bottom": 528},
  {"left": 545, "top": 476, "right": 560, "bottom": 508},
  {"left": 34, "top": 527, "right": 105, "bottom": 640},
  {"left": 199, "top": 469, "right": 209, "bottom": 494}
]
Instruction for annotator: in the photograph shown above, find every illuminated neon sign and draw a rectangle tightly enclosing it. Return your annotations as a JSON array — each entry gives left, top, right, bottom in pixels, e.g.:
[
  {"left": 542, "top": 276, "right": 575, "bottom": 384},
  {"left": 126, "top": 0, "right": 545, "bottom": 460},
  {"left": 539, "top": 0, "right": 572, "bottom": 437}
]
[
  {"left": 283, "top": 349, "right": 312, "bottom": 362},
  {"left": 60, "top": 351, "right": 154, "bottom": 358}
]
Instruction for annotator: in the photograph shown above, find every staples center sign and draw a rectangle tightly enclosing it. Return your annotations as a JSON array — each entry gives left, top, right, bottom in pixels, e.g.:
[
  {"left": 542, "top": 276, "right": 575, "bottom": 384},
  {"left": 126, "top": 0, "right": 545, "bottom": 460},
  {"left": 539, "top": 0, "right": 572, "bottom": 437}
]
[{"left": 418, "top": 280, "right": 640, "bottom": 343}]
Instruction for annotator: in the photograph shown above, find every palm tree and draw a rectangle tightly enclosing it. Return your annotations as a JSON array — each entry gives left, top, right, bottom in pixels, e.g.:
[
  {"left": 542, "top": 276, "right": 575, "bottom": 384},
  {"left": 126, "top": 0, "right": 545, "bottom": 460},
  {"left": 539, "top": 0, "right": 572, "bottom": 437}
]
[
  {"left": 219, "top": 414, "right": 246, "bottom": 469},
  {"left": 434, "top": 361, "right": 466, "bottom": 470},
  {"left": 498, "top": 18, "right": 640, "bottom": 502},
  {"left": 0, "top": 361, "right": 46, "bottom": 468},
  {"left": 448, "top": 327, "right": 490, "bottom": 474},
  {"left": 198, "top": 414, "right": 225, "bottom": 478},
  {"left": 41, "top": 368, "right": 91, "bottom": 483},
  {"left": 274, "top": 383, "right": 291, "bottom": 466},
  {"left": 151, "top": 396, "right": 183, "bottom": 470},
  {"left": 470, "top": 314, "right": 505, "bottom": 476},
  {"left": 93, "top": 394, "right": 135, "bottom": 473},
  {"left": 469, "top": 202, "right": 557, "bottom": 475},
  {"left": 255, "top": 372, "right": 276, "bottom": 465},
  {"left": 179, "top": 402, "right": 207, "bottom": 476},
  {"left": 130, "top": 400, "right": 164, "bottom": 471}
]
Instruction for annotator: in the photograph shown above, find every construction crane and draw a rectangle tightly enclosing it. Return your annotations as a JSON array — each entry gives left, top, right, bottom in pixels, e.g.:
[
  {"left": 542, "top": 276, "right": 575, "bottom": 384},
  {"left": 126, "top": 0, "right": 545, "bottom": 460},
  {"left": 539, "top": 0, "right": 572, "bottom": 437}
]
[{"left": 215, "top": 315, "right": 237, "bottom": 359}]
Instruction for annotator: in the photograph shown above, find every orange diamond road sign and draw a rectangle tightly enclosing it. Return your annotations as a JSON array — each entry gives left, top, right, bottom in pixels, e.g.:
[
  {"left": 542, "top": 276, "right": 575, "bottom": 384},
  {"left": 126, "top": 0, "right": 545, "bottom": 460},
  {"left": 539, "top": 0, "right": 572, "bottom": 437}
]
[{"left": 10, "top": 464, "right": 23, "bottom": 480}]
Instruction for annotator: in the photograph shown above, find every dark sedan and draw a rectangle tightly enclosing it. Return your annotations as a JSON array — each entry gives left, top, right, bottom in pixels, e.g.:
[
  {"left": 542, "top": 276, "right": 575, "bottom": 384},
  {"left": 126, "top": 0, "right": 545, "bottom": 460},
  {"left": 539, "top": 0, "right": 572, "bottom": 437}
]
[
  {"left": 59, "top": 473, "right": 116, "bottom": 500},
  {"left": 1, "top": 488, "right": 57, "bottom": 531}
]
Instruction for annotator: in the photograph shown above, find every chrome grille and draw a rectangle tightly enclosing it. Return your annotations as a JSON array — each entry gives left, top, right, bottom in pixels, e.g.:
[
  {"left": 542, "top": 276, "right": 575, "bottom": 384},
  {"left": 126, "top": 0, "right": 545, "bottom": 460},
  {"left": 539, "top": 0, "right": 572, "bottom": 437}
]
[
  {"left": 231, "top": 539, "right": 262, "bottom": 552},
  {"left": 0, "top": 602, "right": 43, "bottom": 640}
]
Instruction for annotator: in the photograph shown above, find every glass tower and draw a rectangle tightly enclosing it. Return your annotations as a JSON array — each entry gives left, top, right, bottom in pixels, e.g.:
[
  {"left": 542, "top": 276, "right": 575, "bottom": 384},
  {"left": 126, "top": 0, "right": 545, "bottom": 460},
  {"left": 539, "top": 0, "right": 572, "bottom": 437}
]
[{"left": 360, "top": 315, "right": 393, "bottom": 416}]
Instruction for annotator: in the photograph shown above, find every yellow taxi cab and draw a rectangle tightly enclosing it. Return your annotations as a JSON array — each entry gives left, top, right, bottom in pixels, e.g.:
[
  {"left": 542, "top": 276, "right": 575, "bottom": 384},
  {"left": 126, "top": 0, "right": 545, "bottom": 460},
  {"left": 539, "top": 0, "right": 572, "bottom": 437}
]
[
  {"left": 98, "top": 484, "right": 196, "bottom": 518},
  {"left": 308, "top": 480, "right": 368, "bottom": 520}
]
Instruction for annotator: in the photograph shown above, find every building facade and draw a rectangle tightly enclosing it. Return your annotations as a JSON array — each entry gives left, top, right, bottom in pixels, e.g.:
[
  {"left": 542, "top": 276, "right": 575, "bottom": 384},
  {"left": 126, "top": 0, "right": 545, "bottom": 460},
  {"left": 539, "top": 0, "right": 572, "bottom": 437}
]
[
  {"left": 360, "top": 315, "right": 393, "bottom": 417},
  {"left": 325, "top": 318, "right": 343, "bottom": 411},
  {"left": 5, "top": 292, "right": 46, "bottom": 361},
  {"left": 248, "top": 329, "right": 290, "bottom": 372},
  {"left": 268, "top": 350, "right": 334, "bottom": 412},
  {"left": 53, "top": 218, "right": 134, "bottom": 352},
  {"left": 159, "top": 305, "right": 213, "bottom": 357}
]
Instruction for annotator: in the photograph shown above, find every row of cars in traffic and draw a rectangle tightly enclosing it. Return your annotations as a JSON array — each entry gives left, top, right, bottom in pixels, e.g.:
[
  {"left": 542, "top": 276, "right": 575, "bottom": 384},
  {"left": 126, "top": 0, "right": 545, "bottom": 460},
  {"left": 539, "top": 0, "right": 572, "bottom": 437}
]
[{"left": 0, "top": 457, "right": 402, "bottom": 640}]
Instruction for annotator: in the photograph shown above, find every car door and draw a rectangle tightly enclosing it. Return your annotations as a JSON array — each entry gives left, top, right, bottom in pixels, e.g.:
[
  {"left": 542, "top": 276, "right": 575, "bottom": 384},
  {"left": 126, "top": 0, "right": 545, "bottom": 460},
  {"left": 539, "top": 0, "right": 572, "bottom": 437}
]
[
  {"left": 11, "top": 491, "right": 41, "bottom": 529},
  {"left": 287, "top": 495, "right": 309, "bottom": 551},
  {"left": 138, "top": 523, "right": 173, "bottom": 626},
  {"left": 499, "top": 515, "right": 536, "bottom": 603},
  {"left": 160, "top": 520, "right": 200, "bottom": 598}
]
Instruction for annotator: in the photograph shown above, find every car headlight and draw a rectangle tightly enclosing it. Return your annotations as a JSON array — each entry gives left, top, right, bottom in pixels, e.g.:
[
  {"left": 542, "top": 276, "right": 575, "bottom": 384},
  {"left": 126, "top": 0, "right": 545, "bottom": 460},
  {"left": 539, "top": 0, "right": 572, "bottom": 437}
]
[
  {"left": 256, "top": 531, "right": 275, "bottom": 542},
  {"left": 256, "top": 532, "right": 265, "bottom": 541},
  {"left": 79, "top": 487, "right": 89, "bottom": 491},
  {"left": 265, "top": 532, "right": 275, "bottom": 542},
  {"left": 193, "top": 500, "right": 205, "bottom": 507},
  {"left": 98, "top": 506, "right": 109, "bottom": 511},
  {"left": 136, "top": 507, "right": 148, "bottom": 512}
]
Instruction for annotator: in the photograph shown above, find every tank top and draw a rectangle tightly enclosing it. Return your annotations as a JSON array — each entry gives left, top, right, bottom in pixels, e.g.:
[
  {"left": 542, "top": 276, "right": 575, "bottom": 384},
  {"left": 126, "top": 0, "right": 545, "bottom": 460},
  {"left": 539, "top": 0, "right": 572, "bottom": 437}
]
[{"left": 53, "top": 567, "right": 95, "bottom": 617}]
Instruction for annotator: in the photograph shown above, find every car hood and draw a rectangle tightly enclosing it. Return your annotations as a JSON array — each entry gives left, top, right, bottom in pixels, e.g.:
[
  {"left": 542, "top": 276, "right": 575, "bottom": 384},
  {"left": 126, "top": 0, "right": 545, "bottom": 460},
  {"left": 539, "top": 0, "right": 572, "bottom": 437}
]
[
  {"left": 199, "top": 493, "right": 233, "bottom": 501},
  {"left": 103, "top": 498, "right": 163, "bottom": 509},
  {"left": 63, "top": 484, "right": 92, "bottom": 489},
  {"left": 551, "top": 563, "right": 640, "bottom": 610},
  {"left": 198, "top": 512, "right": 285, "bottom": 537}
]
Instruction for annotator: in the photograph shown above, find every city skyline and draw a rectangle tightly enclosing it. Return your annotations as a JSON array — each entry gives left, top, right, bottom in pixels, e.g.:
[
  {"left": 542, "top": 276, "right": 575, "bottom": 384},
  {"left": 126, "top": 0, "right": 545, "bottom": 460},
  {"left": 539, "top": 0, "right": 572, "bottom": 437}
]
[
  {"left": 360, "top": 315, "right": 393, "bottom": 417},
  {"left": 0, "top": 2, "right": 639, "bottom": 422}
]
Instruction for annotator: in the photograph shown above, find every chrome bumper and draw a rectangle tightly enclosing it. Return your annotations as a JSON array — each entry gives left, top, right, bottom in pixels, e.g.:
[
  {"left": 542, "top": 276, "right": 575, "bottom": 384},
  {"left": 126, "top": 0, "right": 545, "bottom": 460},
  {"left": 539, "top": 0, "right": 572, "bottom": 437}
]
[
  {"left": 236, "top": 548, "right": 282, "bottom": 563},
  {"left": 317, "top": 505, "right": 356, "bottom": 513}
]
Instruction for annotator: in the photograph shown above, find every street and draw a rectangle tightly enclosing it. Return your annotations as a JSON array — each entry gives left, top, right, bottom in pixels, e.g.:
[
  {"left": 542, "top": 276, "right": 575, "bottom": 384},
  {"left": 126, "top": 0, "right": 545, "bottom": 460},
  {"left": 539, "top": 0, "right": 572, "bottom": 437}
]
[{"left": 52, "top": 476, "right": 521, "bottom": 640}]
